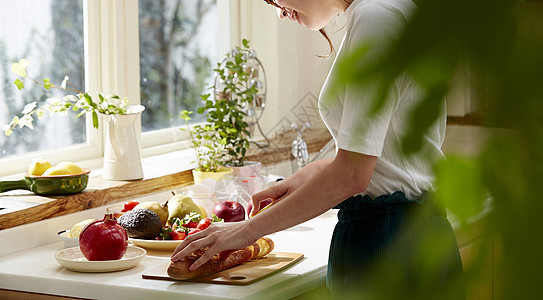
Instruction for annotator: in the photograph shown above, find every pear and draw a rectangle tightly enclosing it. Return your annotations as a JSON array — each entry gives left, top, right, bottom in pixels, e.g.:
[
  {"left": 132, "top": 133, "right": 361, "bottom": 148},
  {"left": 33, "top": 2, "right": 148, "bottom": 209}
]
[
  {"left": 133, "top": 201, "right": 169, "bottom": 226},
  {"left": 167, "top": 195, "right": 201, "bottom": 225}
]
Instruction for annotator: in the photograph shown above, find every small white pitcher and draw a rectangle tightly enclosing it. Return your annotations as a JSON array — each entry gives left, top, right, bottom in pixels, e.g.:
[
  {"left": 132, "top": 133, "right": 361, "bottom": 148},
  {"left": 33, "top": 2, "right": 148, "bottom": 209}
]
[{"left": 102, "top": 105, "right": 145, "bottom": 181}]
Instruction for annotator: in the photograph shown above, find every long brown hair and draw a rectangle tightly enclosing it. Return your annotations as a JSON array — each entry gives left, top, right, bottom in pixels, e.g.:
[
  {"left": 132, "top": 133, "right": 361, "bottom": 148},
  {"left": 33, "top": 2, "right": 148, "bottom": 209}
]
[
  {"left": 318, "top": 0, "right": 352, "bottom": 57},
  {"left": 319, "top": 28, "right": 335, "bottom": 58},
  {"left": 263, "top": 0, "right": 348, "bottom": 58}
]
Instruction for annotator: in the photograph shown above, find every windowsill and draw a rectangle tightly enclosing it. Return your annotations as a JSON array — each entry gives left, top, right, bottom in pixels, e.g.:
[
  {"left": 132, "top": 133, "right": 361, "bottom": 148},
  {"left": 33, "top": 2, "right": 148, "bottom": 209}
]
[
  {"left": 0, "top": 149, "right": 196, "bottom": 230},
  {"left": 0, "top": 127, "right": 333, "bottom": 230}
]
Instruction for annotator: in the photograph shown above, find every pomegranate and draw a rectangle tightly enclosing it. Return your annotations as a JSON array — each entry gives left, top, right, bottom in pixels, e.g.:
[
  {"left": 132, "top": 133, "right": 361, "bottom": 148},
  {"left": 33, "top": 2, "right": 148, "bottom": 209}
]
[{"left": 79, "top": 213, "right": 128, "bottom": 261}]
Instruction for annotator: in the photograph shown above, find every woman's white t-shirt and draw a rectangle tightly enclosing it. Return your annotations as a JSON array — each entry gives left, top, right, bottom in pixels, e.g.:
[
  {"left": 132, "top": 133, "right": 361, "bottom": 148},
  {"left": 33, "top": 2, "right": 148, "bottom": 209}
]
[{"left": 319, "top": 0, "right": 446, "bottom": 199}]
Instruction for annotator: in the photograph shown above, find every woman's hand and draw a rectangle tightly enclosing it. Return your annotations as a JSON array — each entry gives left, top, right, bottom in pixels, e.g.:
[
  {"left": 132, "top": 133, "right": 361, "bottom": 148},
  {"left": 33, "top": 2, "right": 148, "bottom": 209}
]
[
  {"left": 170, "top": 220, "right": 257, "bottom": 270},
  {"left": 248, "top": 179, "right": 297, "bottom": 217},
  {"left": 249, "top": 158, "right": 334, "bottom": 217}
]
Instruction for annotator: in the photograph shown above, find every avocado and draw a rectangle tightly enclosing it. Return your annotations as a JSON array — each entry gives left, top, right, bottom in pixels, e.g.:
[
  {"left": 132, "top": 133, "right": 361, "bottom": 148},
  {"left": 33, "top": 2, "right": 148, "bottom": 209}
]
[
  {"left": 133, "top": 201, "right": 169, "bottom": 226},
  {"left": 118, "top": 208, "right": 162, "bottom": 239}
]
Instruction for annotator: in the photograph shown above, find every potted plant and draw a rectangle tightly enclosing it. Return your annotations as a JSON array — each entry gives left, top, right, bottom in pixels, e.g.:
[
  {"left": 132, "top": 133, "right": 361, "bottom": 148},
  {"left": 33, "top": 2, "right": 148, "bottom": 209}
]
[
  {"left": 199, "top": 39, "right": 263, "bottom": 192},
  {"left": 3, "top": 59, "right": 145, "bottom": 181},
  {"left": 179, "top": 110, "right": 232, "bottom": 185}
]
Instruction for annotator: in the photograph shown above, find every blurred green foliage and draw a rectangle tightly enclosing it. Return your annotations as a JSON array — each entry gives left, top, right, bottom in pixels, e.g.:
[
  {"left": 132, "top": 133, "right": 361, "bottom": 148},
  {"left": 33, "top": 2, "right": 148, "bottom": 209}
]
[{"left": 332, "top": 0, "right": 543, "bottom": 298}]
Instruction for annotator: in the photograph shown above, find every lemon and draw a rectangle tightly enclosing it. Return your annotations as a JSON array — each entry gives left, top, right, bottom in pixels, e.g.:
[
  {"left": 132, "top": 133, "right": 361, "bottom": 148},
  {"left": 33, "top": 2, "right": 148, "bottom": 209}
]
[
  {"left": 27, "top": 159, "right": 52, "bottom": 176},
  {"left": 56, "top": 162, "right": 83, "bottom": 174},
  {"left": 42, "top": 166, "right": 73, "bottom": 176},
  {"left": 69, "top": 219, "right": 95, "bottom": 238},
  {"left": 251, "top": 201, "right": 273, "bottom": 218},
  {"left": 198, "top": 205, "right": 207, "bottom": 218}
]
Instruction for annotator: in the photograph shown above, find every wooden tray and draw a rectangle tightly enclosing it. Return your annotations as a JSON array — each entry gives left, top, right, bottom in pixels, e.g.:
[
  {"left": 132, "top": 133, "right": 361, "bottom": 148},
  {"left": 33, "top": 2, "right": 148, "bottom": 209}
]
[{"left": 142, "top": 252, "right": 304, "bottom": 285}]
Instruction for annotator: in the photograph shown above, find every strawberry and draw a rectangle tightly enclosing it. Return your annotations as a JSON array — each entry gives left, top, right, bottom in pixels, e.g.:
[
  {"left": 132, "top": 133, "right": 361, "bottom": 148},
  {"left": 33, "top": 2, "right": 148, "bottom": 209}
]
[
  {"left": 121, "top": 200, "right": 139, "bottom": 212},
  {"left": 183, "top": 221, "right": 198, "bottom": 228},
  {"left": 188, "top": 228, "right": 202, "bottom": 235},
  {"left": 180, "top": 211, "right": 201, "bottom": 229},
  {"left": 169, "top": 230, "right": 187, "bottom": 240},
  {"left": 196, "top": 217, "right": 212, "bottom": 230},
  {"left": 197, "top": 214, "right": 223, "bottom": 230}
]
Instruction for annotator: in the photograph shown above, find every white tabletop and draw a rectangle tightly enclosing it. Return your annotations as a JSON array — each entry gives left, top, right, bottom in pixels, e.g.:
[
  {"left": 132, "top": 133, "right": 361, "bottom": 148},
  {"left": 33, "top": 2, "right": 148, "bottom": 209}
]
[{"left": 0, "top": 195, "right": 338, "bottom": 300}]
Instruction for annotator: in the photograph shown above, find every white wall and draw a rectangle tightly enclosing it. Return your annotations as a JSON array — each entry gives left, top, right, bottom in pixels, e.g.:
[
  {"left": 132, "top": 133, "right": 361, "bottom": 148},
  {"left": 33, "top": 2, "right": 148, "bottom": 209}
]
[{"left": 240, "top": 2, "right": 346, "bottom": 138}]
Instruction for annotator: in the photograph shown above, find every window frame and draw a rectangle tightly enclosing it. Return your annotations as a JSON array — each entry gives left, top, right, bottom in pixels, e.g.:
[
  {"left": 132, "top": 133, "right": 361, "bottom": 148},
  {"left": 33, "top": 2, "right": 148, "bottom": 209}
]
[{"left": 0, "top": 0, "right": 102, "bottom": 177}]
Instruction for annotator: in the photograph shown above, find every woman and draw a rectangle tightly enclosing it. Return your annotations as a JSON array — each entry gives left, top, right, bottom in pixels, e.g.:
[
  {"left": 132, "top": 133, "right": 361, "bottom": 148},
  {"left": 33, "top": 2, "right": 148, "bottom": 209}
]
[{"left": 172, "top": 0, "right": 463, "bottom": 298}]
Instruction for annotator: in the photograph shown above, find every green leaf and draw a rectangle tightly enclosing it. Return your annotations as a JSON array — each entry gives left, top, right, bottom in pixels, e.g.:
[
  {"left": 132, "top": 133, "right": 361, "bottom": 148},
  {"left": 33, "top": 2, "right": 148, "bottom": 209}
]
[
  {"left": 11, "top": 59, "right": 29, "bottom": 78},
  {"left": 242, "top": 38, "right": 250, "bottom": 49},
  {"left": 179, "top": 110, "right": 192, "bottom": 121},
  {"left": 14, "top": 79, "right": 24, "bottom": 90},
  {"left": 434, "top": 156, "right": 484, "bottom": 225},
  {"left": 43, "top": 79, "right": 53, "bottom": 90},
  {"left": 92, "top": 111, "right": 99, "bottom": 129},
  {"left": 401, "top": 84, "right": 447, "bottom": 154},
  {"left": 84, "top": 93, "right": 96, "bottom": 108}
]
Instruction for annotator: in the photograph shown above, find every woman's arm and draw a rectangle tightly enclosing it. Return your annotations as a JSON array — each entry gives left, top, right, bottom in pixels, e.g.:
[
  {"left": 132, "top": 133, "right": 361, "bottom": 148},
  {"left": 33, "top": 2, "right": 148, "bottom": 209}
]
[
  {"left": 248, "top": 149, "right": 376, "bottom": 237},
  {"left": 249, "top": 157, "right": 334, "bottom": 216},
  {"left": 171, "top": 149, "right": 377, "bottom": 270}
]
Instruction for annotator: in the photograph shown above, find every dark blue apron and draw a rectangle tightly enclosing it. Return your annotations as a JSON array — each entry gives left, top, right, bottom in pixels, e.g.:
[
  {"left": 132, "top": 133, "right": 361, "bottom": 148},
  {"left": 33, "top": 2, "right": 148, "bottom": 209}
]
[{"left": 327, "top": 191, "right": 464, "bottom": 299}]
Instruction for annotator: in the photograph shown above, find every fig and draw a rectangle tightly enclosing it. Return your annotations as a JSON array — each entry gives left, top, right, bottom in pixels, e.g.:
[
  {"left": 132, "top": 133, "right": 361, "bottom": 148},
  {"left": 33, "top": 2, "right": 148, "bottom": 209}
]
[{"left": 79, "top": 213, "right": 128, "bottom": 261}]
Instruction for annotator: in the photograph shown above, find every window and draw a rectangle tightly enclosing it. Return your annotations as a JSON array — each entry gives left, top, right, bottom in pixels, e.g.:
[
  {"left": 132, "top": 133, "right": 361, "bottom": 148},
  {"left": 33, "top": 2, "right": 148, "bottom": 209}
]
[
  {"left": 0, "top": 0, "right": 229, "bottom": 177},
  {"left": 0, "top": 0, "right": 87, "bottom": 169},
  {"left": 139, "top": 0, "right": 218, "bottom": 132}
]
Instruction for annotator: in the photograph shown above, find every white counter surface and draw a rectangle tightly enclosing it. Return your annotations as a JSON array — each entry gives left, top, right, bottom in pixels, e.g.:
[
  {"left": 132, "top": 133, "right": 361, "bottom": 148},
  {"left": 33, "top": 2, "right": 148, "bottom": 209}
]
[{"left": 0, "top": 192, "right": 338, "bottom": 300}]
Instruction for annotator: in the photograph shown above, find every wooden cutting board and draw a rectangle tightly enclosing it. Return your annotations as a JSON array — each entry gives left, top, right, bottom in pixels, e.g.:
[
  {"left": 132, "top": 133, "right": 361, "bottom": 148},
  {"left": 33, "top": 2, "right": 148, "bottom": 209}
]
[{"left": 142, "top": 252, "right": 304, "bottom": 285}]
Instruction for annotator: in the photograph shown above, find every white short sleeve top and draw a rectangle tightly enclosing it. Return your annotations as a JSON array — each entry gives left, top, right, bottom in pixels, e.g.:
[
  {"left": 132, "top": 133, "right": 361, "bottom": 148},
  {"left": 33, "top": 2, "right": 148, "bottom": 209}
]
[{"left": 319, "top": 0, "right": 447, "bottom": 199}]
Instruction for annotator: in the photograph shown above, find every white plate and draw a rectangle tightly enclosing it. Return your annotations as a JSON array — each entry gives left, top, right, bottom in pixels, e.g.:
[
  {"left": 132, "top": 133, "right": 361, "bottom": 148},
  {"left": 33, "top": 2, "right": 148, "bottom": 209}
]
[
  {"left": 55, "top": 245, "right": 146, "bottom": 272},
  {"left": 129, "top": 238, "right": 182, "bottom": 251}
]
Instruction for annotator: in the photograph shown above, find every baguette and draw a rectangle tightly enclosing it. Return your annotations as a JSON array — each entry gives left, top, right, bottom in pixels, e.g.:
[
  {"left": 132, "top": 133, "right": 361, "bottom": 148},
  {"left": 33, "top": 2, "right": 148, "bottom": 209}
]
[
  {"left": 254, "top": 236, "right": 275, "bottom": 259},
  {"left": 168, "top": 243, "right": 260, "bottom": 280}
]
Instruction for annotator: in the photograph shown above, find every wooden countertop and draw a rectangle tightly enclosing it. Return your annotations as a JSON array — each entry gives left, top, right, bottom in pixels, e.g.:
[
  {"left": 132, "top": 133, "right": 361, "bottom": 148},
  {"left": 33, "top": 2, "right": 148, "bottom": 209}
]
[{"left": 0, "top": 127, "right": 332, "bottom": 230}]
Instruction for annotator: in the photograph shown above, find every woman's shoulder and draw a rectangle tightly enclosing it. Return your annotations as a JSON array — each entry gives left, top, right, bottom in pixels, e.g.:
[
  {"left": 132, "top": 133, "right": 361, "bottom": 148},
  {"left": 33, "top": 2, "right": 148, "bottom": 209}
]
[
  {"left": 345, "top": 0, "right": 416, "bottom": 44},
  {"left": 349, "top": 0, "right": 416, "bottom": 25}
]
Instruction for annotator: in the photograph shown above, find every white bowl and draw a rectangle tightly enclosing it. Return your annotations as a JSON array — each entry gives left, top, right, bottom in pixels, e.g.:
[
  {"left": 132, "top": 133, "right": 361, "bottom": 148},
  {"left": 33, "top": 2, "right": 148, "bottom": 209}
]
[{"left": 57, "top": 230, "right": 79, "bottom": 248}]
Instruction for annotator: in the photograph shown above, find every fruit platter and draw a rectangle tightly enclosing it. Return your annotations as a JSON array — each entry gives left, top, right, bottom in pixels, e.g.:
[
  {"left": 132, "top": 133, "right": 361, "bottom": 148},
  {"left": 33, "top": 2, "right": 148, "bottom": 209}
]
[
  {"left": 113, "top": 193, "right": 227, "bottom": 250},
  {"left": 73, "top": 191, "right": 248, "bottom": 252},
  {"left": 57, "top": 188, "right": 266, "bottom": 276}
]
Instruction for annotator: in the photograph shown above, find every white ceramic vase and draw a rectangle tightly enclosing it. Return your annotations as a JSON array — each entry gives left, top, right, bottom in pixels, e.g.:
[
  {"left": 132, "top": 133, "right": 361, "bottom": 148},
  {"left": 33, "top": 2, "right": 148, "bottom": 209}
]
[{"left": 102, "top": 105, "right": 145, "bottom": 181}]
